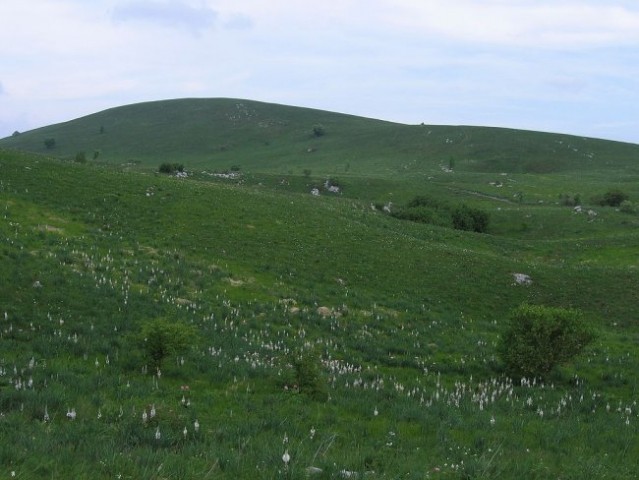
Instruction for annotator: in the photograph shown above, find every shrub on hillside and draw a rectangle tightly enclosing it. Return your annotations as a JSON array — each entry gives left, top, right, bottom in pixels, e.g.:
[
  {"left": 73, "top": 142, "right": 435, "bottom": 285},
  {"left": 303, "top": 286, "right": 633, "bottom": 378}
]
[
  {"left": 290, "top": 349, "right": 328, "bottom": 402},
  {"left": 391, "top": 195, "right": 450, "bottom": 226},
  {"left": 389, "top": 195, "right": 489, "bottom": 232},
  {"left": 452, "top": 204, "right": 490, "bottom": 233},
  {"left": 599, "top": 189, "right": 628, "bottom": 207},
  {"left": 138, "top": 318, "right": 196, "bottom": 371},
  {"left": 158, "top": 162, "right": 184, "bottom": 174},
  {"left": 44, "top": 138, "right": 56, "bottom": 149},
  {"left": 312, "top": 124, "right": 326, "bottom": 137},
  {"left": 497, "top": 304, "right": 595, "bottom": 379}
]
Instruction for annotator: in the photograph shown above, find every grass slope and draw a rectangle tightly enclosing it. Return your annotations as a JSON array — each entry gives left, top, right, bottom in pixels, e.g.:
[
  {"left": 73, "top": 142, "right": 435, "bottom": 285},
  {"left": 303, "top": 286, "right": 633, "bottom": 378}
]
[
  {"left": 1, "top": 149, "right": 638, "bottom": 479},
  {"left": 2, "top": 98, "right": 639, "bottom": 180}
]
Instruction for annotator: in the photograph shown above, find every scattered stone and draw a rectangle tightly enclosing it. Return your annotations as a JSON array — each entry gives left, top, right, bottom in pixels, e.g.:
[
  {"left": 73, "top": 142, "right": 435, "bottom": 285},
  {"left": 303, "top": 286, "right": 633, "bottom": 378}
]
[{"left": 513, "top": 273, "right": 532, "bottom": 286}]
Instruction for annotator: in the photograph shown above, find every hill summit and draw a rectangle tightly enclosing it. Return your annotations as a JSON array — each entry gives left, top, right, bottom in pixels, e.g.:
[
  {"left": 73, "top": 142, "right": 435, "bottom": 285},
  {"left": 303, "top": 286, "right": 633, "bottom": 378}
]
[{"left": 2, "top": 98, "right": 638, "bottom": 176}]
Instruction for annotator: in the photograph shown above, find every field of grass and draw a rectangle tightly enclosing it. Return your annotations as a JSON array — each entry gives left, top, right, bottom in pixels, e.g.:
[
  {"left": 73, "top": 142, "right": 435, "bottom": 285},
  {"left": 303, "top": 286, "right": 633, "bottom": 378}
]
[{"left": 1, "top": 99, "right": 639, "bottom": 478}]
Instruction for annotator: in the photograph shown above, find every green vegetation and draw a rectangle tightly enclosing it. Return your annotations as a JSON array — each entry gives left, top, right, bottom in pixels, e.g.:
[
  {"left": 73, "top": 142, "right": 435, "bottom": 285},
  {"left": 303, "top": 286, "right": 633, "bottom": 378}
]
[
  {"left": 390, "top": 195, "right": 490, "bottom": 233},
  {"left": 0, "top": 99, "right": 638, "bottom": 478},
  {"left": 312, "top": 123, "right": 326, "bottom": 137},
  {"left": 290, "top": 349, "right": 329, "bottom": 402},
  {"left": 601, "top": 189, "right": 629, "bottom": 207},
  {"left": 138, "top": 318, "right": 196, "bottom": 370},
  {"left": 498, "top": 304, "right": 595, "bottom": 378},
  {"left": 451, "top": 204, "right": 490, "bottom": 233},
  {"left": 158, "top": 162, "right": 184, "bottom": 174},
  {"left": 75, "top": 151, "right": 87, "bottom": 164}
]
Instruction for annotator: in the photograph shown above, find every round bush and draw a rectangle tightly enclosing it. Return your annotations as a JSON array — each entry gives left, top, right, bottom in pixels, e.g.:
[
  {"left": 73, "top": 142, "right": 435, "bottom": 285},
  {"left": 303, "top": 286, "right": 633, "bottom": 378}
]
[{"left": 497, "top": 304, "right": 594, "bottom": 379}]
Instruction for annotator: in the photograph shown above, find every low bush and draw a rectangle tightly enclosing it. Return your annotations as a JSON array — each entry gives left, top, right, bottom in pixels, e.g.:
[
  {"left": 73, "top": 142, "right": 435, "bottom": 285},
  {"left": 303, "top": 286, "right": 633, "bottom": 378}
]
[
  {"left": 290, "top": 349, "right": 328, "bottom": 402},
  {"left": 138, "top": 318, "right": 196, "bottom": 370},
  {"left": 158, "top": 163, "right": 184, "bottom": 174},
  {"left": 599, "top": 189, "right": 628, "bottom": 207},
  {"left": 451, "top": 204, "right": 490, "bottom": 233},
  {"left": 391, "top": 195, "right": 490, "bottom": 232},
  {"left": 497, "top": 304, "right": 595, "bottom": 379}
]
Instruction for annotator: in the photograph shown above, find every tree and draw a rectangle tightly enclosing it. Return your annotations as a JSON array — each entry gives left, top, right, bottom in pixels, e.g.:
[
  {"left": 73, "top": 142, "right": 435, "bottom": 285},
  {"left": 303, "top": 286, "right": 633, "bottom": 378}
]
[
  {"left": 44, "top": 138, "right": 56, "bottom": 149},
  {"left": 497, "top": 304, "right": 594, "bottom": 379},
  {"left": 139, "top": 318, "right": 196, "bottom": 370}
]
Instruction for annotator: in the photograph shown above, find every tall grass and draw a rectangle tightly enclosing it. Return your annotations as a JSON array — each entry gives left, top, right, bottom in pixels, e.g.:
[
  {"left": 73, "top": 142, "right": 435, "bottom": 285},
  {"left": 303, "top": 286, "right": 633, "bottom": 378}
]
[{"left": 0, "top": 148, "right": 638, "bottom": 478}]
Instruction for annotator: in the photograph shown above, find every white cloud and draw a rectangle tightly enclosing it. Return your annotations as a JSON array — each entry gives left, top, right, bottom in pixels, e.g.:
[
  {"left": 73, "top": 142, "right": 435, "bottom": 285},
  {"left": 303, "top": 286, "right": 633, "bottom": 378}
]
[
  {"left": 222, "top": 13, "right": 253, "bottom": 30},
  {"left": 112, "top": 0, "right": 218, "bottom": 32},
  {"left": 0, "top": 0, "right": 638, "bottom": 143},
  {"left": 385, "top": 1, "right": 639, "bottom": 49}
]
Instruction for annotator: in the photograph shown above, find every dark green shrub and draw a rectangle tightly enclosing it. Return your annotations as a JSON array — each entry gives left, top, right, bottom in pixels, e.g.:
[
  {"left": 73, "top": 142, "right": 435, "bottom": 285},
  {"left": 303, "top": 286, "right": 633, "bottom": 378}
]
[
  {"left": 497, "top": 304, "right": 595, "bottom": 379},
  {"left": 138, "top": 318, "right": 196, "bottom": 370},
  {"left": 290, "top": 350, "right": 328, "bottom": 402},
  {"left": 158, "top": 162, "right": 184, "bottom": 174},
  {"left": 452, "top": 204, "right": 489, "bottom": 233},
  {"left": 44, "top": 138, "right": 56, "bottom": 149},
  {"left": 312, "top": 124, "right": 325, "bottom": 137},
  {"left": 391, "top": 195, "right": 448, "bottom": 226},
  {"left": 600, "top": 189, "right": 628, "bottom": 207}
]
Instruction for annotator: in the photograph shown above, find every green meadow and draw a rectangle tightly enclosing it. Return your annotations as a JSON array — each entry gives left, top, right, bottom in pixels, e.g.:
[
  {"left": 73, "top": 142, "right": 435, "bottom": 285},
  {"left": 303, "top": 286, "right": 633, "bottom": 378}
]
[{"left": 0, "top": 99, "right": 638, "bottom": 478}]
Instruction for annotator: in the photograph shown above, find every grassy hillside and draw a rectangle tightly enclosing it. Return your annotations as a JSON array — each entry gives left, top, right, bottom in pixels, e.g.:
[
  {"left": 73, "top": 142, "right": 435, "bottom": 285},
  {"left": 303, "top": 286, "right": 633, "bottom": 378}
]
[
  {"left": 2, "top": 98, "right": 639, "bottom": 181},
  {"left": 1, "top": 147, "right": 638, "bottom": 479}
]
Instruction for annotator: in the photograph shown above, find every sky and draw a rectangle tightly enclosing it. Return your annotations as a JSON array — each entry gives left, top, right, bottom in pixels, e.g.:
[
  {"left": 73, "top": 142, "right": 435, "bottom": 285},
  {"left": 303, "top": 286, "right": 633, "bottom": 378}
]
[{"left": 1, "top": 0, "right": 638, "bottom": 143}]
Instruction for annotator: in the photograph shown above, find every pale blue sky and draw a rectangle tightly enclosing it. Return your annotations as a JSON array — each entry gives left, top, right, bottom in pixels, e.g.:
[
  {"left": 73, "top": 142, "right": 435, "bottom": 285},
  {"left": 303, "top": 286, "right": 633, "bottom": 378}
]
[{"left": 1, "top": 0, "right": 638, "bottom": 143}]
